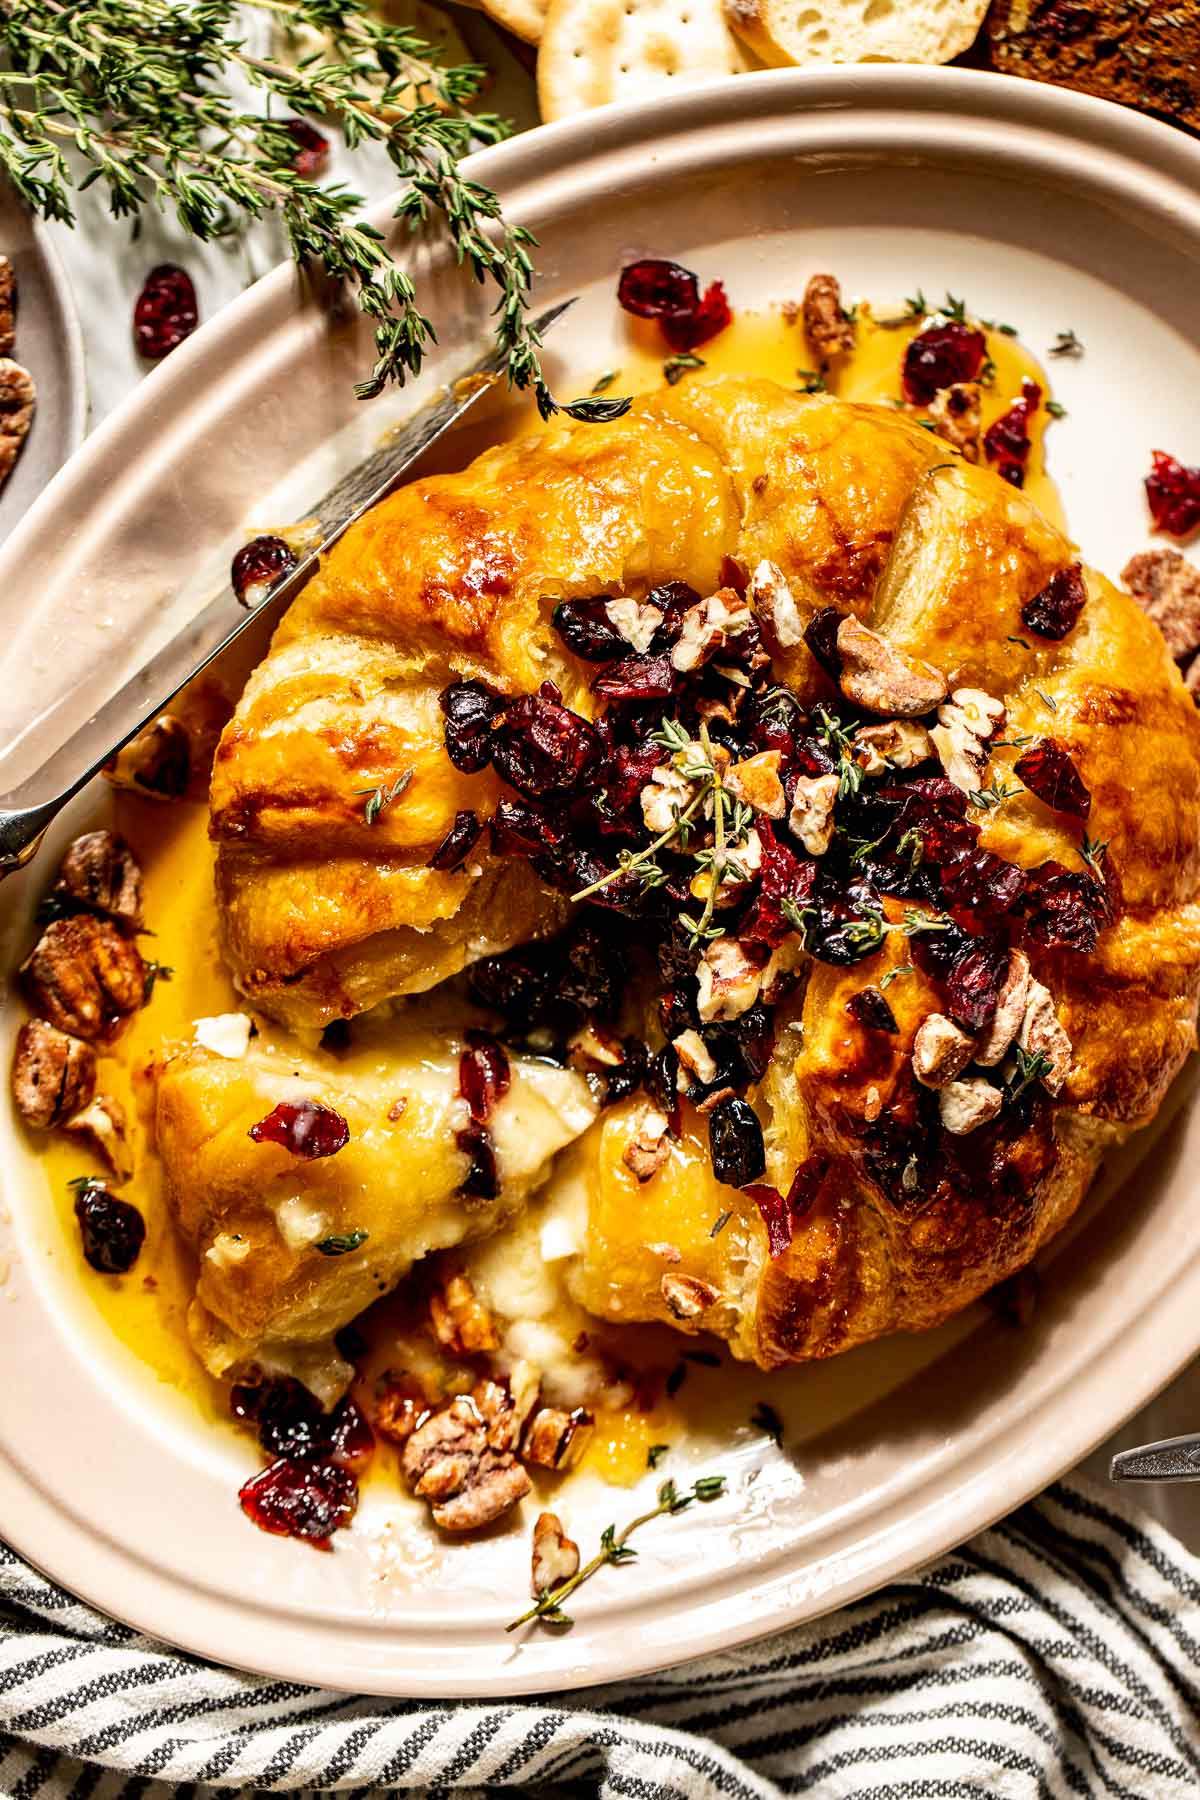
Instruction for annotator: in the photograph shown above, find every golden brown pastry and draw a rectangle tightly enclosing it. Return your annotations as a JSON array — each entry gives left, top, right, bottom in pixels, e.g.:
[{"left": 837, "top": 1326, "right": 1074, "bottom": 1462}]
[{"left": 192, "top": 376, "right": 1200, "bottom": 1372}]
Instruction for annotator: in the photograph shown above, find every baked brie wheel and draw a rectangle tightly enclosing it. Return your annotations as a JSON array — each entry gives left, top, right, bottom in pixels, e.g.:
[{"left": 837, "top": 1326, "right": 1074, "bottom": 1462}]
[{"left": 160, "top": 375, "right": 1200, "bottom": 1373}]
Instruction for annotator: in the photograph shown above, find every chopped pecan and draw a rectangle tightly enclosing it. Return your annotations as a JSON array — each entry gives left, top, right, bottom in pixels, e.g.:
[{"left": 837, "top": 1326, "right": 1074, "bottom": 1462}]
[
  {"left": 54, "top": 831, "right": 144, "bottom": 931},
  {"left": 837, "top": 617, "right": 948, "bottom": 716},
  {"left": 521, "top": 1404, "right": 594, "bottom": 1471},
  {"left": 802, "top": 273, "right": 855, "bottom": 361},
  {"left": 939, "top": 1077, "right": 1003, "bottom": 1135},
  {"left": 749, "top": 560, "right": 804, "bottom": 651},
  {"left": 853, "top": 719, "right": 934, "bottom": 776},
  {"left": 974, "top": 950, "right": 1031, "bottom": 1067},
  {"left": 928, "top": 381, "right": 982, "bottom": 462},
  {"left": 696, "top": 936, "right": 763, "bottom": 1023},
  {"left": 472, "top": 1362, "right": 540, "bottom": 1455},
  {"left": 0, "top": 358, "right": 35, "bottom": 487},
  {"left": 623, "top": 1107, "right": 671, "bottom": 1183},
  {"left": 531, "top": 1510, "right": 580, "bottom": 1597},
  {"left": 671, "top": 589, "right": 754, "bottom": 673},
  {"left": 401, "top": 1394, "right": 531, "bottom": 1532},
  {"left": 725, "top": 750, "right": 786, "bottom": 819},
  {"left": 788, "top": 772, "right": 839, "bottom": 855},
  {"left": 1017, "top": 980, "right": 1072, "bottom": 1094},
  {"left": 103, "top": 714, "right": 192, "bottom": 801},
  {"left": 912, "top": 1012, "right": 976, "bottom": 1088},
  {"left": 11, "top": 1018, "right": 96, "bottom": 1129},
  {"left": 21, "top": 916, "right": 145, "bottom": 1041},
  {"left": 605, "top": 595, "right": 663, "bottom": 652},
  {"left": 567, "top": 1021, "right": 625, "bottom": 1072},
  {"left": 930, "top": 688, "right": 1003, "bottom": 793},
  {"left": 641, "top": 762, "right": 695, "bottom": 835},
  {"left": 672, "top": 1028, "right": 717, "bottom": 1087},
  {"left": 63, "top": 1092, "right": 135, "bottom": 1183},
  {"left": 0, "top": 255, "right": 14, "bottom": 358},
  {"left": 429, "top": 1272, "right": 498, "bottom": 1356},
  {"left": 374, "top": 1372, "right": 433, "bottom": 1445},
  {"left": 660, "top": 1272, "right": 720, "bottom": 1319},
  {"left": 1122, "top": 548, "right": 1200, "bottom": 666}
]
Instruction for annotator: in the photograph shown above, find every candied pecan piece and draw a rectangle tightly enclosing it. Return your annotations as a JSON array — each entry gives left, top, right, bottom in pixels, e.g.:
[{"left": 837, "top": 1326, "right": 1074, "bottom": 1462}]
[
  {"left": 1017, "top": 979, "right": 1073, "bottom": 1094},
  {"left": 696, "top": 937, "right": 763, "bottom": 1023},
  {"left": 939, "top": 1077, "right": 1002, "bottom": 1135},
  {"left": 802, "top": 273, "right": 855, "bottom": 361},
  {"left": 0, "top": 358, "right": 35, "bottom": 486},
  {"left": 63, "top": 1092, "right": 134, "bottom": 1183},
  {"left": 836, "top": 617, "right": 948, "bottom": 716},
  {"left": 788, "top": 772, "right": 839, "bottom": 855},
  {"left": 11, "top": 1018, "right": 96, "bottom": 1129},
  {"left": 912, "top": 1012, "right": 975, "bottom": 1088},
  {"left": 660, "top": 1272, "right": 721, "bottom": 1320},
  {"left": 0, "top": 255, "right": 13, "bottom": 357},
  {"left": 521, "top": 1405, "right": 594, "bottom": 1470},
  {"left": 928, "top": 382, "right": 982, "bottom": 462},
  {"left": 623, "top": 1106, "right": 672, "bottom": 1182},
  {"left": 531, "top": 1510, "right": 579, "bottom": 1597},
  {"left": 671, "top": 588, "right": 754, "bottom": 674},
  {"left": 104, "top": 714, "right": 192, "bottom": 801},
  {"left": 750, "top": 560, "right": 804, "bottom": 651},
  {"left": 1122, "top": 548, "right": 1200, "bottom": 664},
  {"left": 853, "top": 720, "right": 934, "bottom": 776},
  {"left": 402, "top": 1395, "right": 531, "bottom": 1532},
  {"left": 54, "top": 831, "right": 144, "bottom": 931},
  {"left": 429, "top": 1272, "right": 498, "bottom": 1356},
  {"left": 21, "top": 915, "right": 145, "bottom": 1041},
  {"left": 374, "top": 1373, "right": 432, "bottom": 1446},
  {"left": 973, "top": 950, "right": 1031, "bottom": 1066}
]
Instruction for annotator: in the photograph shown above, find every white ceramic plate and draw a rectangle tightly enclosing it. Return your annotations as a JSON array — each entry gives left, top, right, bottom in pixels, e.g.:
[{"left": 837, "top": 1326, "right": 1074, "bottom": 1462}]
[
  {"left": 0, "top": 184, "right": 86, "bottom": 546},
  {"left": 1, "top": 68, "right": 1200, "bottom": 1698}
]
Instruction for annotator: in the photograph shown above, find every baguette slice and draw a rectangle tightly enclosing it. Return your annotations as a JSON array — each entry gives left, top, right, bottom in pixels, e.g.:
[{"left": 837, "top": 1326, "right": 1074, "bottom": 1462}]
[{"left": 724, "top": 0, "right": 987, "bottom": 68}]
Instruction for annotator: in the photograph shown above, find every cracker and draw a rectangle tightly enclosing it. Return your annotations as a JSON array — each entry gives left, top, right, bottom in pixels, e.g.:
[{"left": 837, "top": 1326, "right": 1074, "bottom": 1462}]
[
  {"left": 476, "top": 0, "right": 548, "bottom": 47},
  {"left": 538, "top": 0, "right": 755, "bottom": 122},
  {"left": 723, "top": 0, "right": 987, "bottom": 69}
]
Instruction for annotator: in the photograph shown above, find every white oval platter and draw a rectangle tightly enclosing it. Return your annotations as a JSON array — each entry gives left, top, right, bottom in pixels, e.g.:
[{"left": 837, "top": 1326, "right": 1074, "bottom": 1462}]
[{"left": 0, "top": 67, "right": 1199, "bottom": 1697}]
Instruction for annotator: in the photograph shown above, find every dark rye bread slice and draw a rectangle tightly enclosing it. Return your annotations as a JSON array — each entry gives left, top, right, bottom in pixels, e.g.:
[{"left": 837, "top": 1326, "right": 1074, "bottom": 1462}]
[{"left": 987, "top": 0, "right": 1200, "bottom": 133}]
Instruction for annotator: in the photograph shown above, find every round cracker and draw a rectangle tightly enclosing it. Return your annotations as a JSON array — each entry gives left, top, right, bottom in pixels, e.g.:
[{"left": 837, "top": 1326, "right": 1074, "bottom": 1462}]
[
  {"left": 476, "top": 0, "right": 548, "bottom": 46},
  {"left": 538, "top": 0, "right": 755, "bottom": 122}
]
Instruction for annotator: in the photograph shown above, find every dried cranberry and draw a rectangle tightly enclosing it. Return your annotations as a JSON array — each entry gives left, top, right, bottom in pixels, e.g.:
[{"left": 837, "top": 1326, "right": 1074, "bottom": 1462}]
[
  {"left": 1021, "top": 861, "right": 1107, "bottom": 953},
  {"left": 708, "top": 1096, "right": 766, "bottom": 1188},
  {"left": 741, "top": 825, "right": 817, "bottom": 946},
  {"left": 230, "top": 535, "right": 296, "bottom": 608},
  {"left": 441, "top": 681, "right": 502, "bottom": 774},
  {"left": 909, "top": 917, "right": 974, "bottom": 980},
  {"left": 73, "top": 1182, "right": 145, "bottom": 1274},
  {"left": 804, "top": 607, "right": 844, "bottom": 679},
  {"left": 744, "top": 1155, "right": 829, "bottom": 1259},
  {"left": 490, "top": 797, "right": 568, "bottom": 863},
  {"left": 552, "top": 596, "right": 628, "bottom": 662},
  {"left": 645, "top": 580, "right": 702, "bottom": 648},
  {"left": 491, "top": 690, "right": 599, "bottom": 798},
  {"left": 661, "top": 280, "right": 731, "bottom": 352},
  {"left": 456, "top": 1121, "right": 499, "bottom": 1199},
  {"left": 603, "top": 1037, "right": 648, "bottom": 1106},
  {"left": 231, "top": 1379, "right": 372, "bottom": 1464},
  {"left": 594, "top": 741, "right": 663, "bottom": 832},
  {"left": 995, "top": 459, "right": 1025, "bottom": 489},
  {"left": 326, "top": 1397, "right": 375, "bottom": 1472},
  {"left": 617, "top": 259, "right": 702, "bottom": 319},
  {"left": 1021, "top": 564, "right": 1086, "bottom": 641},
  {"left": 944, "top": 937, "right": 1008, "bottom": 1031},
  {"left": 902, "top": 321, "right": 986, "bottom": 407},
  {"left": 133, "top": 263, "right": 198, "bottom": 360},
  {"left": 939, "top": 847, "right": 1026, "bottom": 915},
  {"left": 729, "top": 1001, "right": 776, "bottom": 1080},
  {"left": 248, "top": 1099, "right": 350, "bottom": 1159},
  {"left": 984, "top": 378, "right": 1041, "bottom": 472},
  {"left": 591, "top": 653, "right": 676, "bottom": 702},
  {"left": 239, "top": 1457, "right": 357, "bottom": 1550},
  {"left": 659, "top": 987, "right": 695, "bottom": 1040},
  {"left": 1014, "top": 737, "right": 1091, "bottom": 818},
  {"left": 285, "top": 117, "right": 330, "bottom": 178},
  {"left": 1145, "top": 450, "right": 1200, "bottom": 538},
  {"left": 460, "top": 1032, "right": 511, "bottom": 1123},
  {"left": 847, "top": 987, "right": 899, "bottom": 1034},
  {"left": 429, "top": 810, "right": 483, "bottom": 872},
  {"left": 560, "top": 924, "right": 625, "bottom": 1016},
  {"left": 565, "top": 847, "right": 644, "bottom": 913},
  {"left": 469, "top": 945, "right": 555, "bottom": 1025}
]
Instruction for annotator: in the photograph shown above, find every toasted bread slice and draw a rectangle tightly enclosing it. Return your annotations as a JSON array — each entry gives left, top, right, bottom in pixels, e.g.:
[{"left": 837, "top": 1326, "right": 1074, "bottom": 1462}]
[
  {"left": 724, "top": 0, "right": 987, "bottom": 68},
  {"left": 988, "top": 0, "right": 1200, "bottom": 132}
]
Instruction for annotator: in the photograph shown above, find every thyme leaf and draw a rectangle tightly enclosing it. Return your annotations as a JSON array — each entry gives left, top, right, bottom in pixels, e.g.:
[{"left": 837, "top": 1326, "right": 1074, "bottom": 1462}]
[
  {"left": 356, "top": 769, "right": 412, "bottom": 824},
  {"left": 314, "top": 1229, "right": 369, "bottom": 1255}
]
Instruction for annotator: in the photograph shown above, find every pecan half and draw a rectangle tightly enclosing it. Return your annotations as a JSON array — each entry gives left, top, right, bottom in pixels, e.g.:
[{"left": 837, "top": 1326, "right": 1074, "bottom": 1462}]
[
  {"left": 429, "top": 1272, "right": 498, "bottom": 1356},
  {"left": 373, "top": 1372, "right": 432, "bottom": 1445},
  {"left": 401, "top": 1394, "right": 531, "bottom": 1532},
  {"left": 55, "top": 831, "right": 144, "bottom": 931},
  {"left": 836, "top": 617, "right": 948, "bottom": 716},
  {"left": 0, "top": 358, "right": 35, "bottom": 487},
  {"left": 928, "top": 381, "right": 982, "bottom": 463},
  {"left": 802, "top": 273, "right": 855, "bottom": 361},
  {"left": 521, "top": 1404, "right": 594, "bottom": 1471},
  {"left": 11, "top": 1018, "right": 96, "bottom": 1129},
  {"left": 531, "top": 1510, "right": 580, "bottom": 1597},
  {"left": 21, "top": 916, "right": 145, "bottom": 1041},
  {"left": 1123, "top": 548, "right": 1200, "bottom": 665},
  {"left": 103, "top": 714, "right": 192, "bottom": 801}
]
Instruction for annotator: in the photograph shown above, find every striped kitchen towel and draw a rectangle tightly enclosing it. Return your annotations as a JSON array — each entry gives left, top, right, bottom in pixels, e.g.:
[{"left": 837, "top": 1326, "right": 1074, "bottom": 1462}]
[{"left": 0, "top": 1475, "right": 1197, "bottom": 1799}]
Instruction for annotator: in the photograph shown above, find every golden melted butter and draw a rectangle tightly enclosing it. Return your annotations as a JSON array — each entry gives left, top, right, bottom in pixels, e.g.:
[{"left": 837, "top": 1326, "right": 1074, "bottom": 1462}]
[{"left": 29, "top": 302, "right": 1064, "bottom": 1487}]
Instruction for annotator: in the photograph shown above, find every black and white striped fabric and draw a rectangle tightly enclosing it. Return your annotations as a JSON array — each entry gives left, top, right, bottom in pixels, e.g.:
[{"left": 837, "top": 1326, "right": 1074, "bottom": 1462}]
[{"left": 1, "top": 1475, "right": 1197, "bottom": 1798}]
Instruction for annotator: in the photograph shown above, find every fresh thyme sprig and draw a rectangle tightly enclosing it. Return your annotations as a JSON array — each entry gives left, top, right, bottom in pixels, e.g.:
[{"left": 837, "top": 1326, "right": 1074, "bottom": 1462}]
[
  {"left": 0, "top": 0, "right": 577, "bottom": 414},
  {"left": 506, "top": 1474, "right": 727, "bottom": 1632},
  {"left": 1007, "top": 1046, "right": 1052, "bottom": 1104},
  {"left": 356, "top": 768, "right": 412, "bottom": 823}
]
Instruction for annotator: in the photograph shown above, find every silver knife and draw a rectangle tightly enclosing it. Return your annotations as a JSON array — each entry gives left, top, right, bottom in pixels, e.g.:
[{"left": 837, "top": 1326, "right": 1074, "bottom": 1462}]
[
  {"left": 0, "top": 297, "right": 577, "bottom": 876},
  {"left": 1110, "top": 1433, "right": 1200, "bottom": 1483}
]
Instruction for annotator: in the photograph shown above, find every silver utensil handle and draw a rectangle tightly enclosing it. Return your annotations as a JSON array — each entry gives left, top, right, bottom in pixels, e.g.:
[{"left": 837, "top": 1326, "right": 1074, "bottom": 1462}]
[{"left": 1110, "top": 1433, "right": 1200, "bottom": 1482}]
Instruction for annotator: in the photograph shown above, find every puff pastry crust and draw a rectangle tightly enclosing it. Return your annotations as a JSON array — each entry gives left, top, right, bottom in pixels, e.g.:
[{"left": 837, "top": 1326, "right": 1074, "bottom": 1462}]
[{"left": 197, "top": 376, "right": 1200, "bottom": 1369}]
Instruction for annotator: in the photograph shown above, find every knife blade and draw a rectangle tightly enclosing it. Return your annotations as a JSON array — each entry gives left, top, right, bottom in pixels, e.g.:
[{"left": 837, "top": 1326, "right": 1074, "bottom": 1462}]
[{"left": 0, "top": 297, "right": 577, "bottom": 875}]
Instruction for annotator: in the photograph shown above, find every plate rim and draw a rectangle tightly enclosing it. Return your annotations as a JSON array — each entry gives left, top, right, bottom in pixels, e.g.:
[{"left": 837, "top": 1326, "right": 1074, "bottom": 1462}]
[{"left": 2, "top": 63, "right": 1200, "bottom": 1697}]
